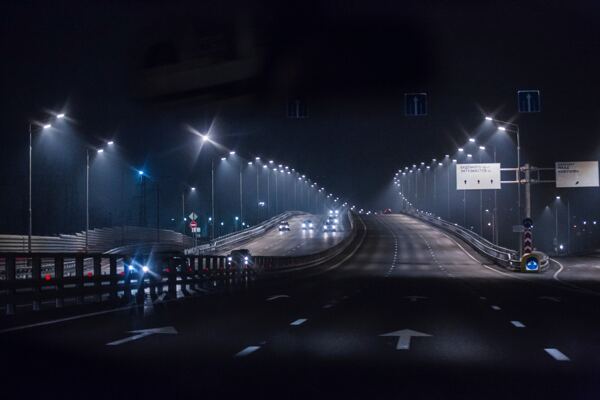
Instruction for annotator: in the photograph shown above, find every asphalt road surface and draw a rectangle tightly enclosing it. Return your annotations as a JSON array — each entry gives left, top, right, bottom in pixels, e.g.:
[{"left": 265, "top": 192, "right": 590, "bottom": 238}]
[
  {"left": 206, "top": 213, "right": 348, "bottom": 256},
  {"left": 2, "top": 214, "right": 600, "bottom": 399}
]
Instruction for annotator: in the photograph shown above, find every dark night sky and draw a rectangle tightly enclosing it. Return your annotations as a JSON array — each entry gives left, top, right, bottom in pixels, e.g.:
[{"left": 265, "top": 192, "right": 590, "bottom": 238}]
[{"left": 1, "top": 0, "right": 600, "bottom": 233}]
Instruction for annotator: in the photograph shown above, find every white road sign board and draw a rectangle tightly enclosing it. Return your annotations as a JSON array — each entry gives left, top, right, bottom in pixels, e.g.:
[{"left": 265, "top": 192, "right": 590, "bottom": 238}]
[
  {"left": 555, "top": 161, "right": 599, "bottom": 188},
  {"left": 456, "top": 163, "right": 501, "bottom": 190}
]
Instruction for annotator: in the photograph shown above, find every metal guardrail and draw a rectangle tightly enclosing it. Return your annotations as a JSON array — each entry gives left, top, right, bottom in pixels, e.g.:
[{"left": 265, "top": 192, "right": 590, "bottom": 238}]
[
  {"left": 0, "top": 212, "right": 362, "bottom": 316},
  {"left": 255, "top": 210, "right": 362, "bottom": 274},
  {"left": 185, "top": 211, "right": 301, "bottom": 255},
  {"left": 0, "top": 226, "right": 193, "bottom": 253},
  {"left": 407, "top": 210, "right": 548, "bottom": 271}
]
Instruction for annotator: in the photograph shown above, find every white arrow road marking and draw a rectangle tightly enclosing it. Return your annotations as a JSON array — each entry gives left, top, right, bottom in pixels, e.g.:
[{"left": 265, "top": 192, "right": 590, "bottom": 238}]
[
  {"left": 380, "top": 329, "right": 432, "bottom": 350},
  {"left": 266, "top": 295, "right": 290, "bottom": 301},
  {"left": 290, "top": 318, "right": 307, "bottom": 326},
  {"left": 404, "top": 296, "right": 428, "bottom": 302},
  {"left": 235, "top": 346, "right": 261, "bottom": 357},
  {"left": 106, "top": 326, "right": 178, "bottom": 346},
  {"left": 545, "top": 348, "right": 570, "bottom": 361},
  {"left": 511, "top": 321, "right": 526, "bottom": 328},
  {"left": 491, "top": 305, "right": 501, "bottom": 311}
]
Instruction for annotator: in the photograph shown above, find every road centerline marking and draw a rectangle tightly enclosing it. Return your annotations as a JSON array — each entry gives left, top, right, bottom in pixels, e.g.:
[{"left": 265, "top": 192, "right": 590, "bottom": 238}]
[
  {"left": 235, "top": 346, "right": 261, "bottom": 357},
  {"left": 545, "top": 348, "right": 570, "bottom": 361}
]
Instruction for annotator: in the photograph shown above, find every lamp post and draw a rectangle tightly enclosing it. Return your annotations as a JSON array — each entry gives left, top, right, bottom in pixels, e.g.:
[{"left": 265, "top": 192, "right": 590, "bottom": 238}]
[
  {"left": 486, "top": 117, "right": 521, "bottom": 222},
  {"left": 85, "top": 141, "right": 114, "bottom": 252},
  {"left": 28, "top": 113, "right": 65, "bottom": 253}
]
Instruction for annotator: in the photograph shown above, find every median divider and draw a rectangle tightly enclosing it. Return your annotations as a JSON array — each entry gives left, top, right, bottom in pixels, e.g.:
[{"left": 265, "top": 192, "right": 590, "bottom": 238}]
[
  {"left": 185, "top": 211, "right": 302, "bottom": 255},
  {"left": 0, "top": 212, "right": 363, "bottom": 316}
]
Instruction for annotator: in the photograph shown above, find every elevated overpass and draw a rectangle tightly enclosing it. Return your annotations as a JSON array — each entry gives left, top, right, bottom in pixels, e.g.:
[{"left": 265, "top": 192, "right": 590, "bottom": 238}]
[{"left": 2, "top": 213, "right": 600, "bottom": 398}]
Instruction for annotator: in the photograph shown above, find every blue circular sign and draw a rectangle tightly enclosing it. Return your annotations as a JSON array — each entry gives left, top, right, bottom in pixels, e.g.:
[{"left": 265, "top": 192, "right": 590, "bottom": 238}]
[{"left": 525, "top": 257, "right": 539, "bottom": 271}]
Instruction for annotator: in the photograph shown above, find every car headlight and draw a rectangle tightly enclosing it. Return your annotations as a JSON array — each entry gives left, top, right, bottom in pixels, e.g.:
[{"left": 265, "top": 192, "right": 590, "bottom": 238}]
[
  {"left": 302, "top": 223, "right": 306, "bottom": 228},
  {"left": 244, "top": 256, "right": 249, "bottom": 261},
  {"left": 334, "top": 218, "right": 339, "bottom": 223},
  {"left": 228, "top": 257, "right": 233, "bottom": 261},
  {"left": 332, "top": 225, "right": 337, "bottom": 229},
  {"left": 244, "top": 261, "right": 249, "bottom": 265},
  {"left": 142, "top": 266, "right": 149, "bottom": 273},
  {"left": 309, "top": 223, "right": 313, "bottom": 227}
]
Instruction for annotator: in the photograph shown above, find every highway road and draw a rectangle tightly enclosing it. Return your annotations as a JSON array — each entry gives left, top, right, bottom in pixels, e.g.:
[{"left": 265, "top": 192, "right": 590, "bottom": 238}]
[
  {"left": 2, "top": 214, "right": 600, "bottom": 399},
  {"left": 205, "top": 213, "right": 348, "bottom": 256}
]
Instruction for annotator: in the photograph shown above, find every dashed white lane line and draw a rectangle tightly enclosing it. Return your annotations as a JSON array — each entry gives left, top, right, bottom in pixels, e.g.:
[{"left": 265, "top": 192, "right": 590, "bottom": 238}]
[
  {"left": 323, "top": 304, "right": 333, "bottom": 309},
  {"left": 491, "top": 305, "right": 501, "bottom": 311},
  {"left": 511, "top": 320, "right": 526, "bottom": 328},
  {"left": 235, "top": 346, "right": 261, "bottom": 357},
  {"left": 545, "top": 348, "right": 570, "bottom": 362},
  {"left": 479, "top": 296, "right": 487, "bottom": 300},
  {"left": 290, "top": 318, "right": 307, "bottom": 326}
]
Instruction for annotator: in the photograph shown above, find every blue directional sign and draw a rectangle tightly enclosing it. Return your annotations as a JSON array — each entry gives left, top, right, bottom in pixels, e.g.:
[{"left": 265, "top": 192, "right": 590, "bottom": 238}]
[
  {"left": 517, "top": 90, "right": 541, "bottom": 113},
  {"left": 405, "top": 93, "right": 427, "bottom": 116},
  {"left": 525, "top": 256, "right": 539, "bottom": 272}
]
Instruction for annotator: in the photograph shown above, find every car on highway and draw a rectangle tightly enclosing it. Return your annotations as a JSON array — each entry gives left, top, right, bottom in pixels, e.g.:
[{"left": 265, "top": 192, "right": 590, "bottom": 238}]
[
  {"left": 278, "top": 221, "right": 291, "bottom": 231},
  {"left": 323, "top": 217, "right": 337, "bottom": 232},
  {"left": 301, "top": 219, "right": 314, "bottom": 230},
  {"left": 128, "top": 250, "right": 190, "bottom": 276},
  {"left": 227, "top": 249, "right": 253, "bottom": 270}
]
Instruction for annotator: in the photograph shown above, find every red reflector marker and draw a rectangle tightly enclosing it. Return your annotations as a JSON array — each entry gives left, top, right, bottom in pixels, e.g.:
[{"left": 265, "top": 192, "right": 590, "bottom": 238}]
[
  {"left": 87, "top": 272, "right": 93, "bottom": 278},
  {"left": 44, "top": 274, "right": 51, "bottom": 281}
]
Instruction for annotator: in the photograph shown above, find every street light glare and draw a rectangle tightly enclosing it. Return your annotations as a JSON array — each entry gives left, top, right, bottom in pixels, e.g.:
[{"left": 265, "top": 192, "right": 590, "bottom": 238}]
[
  {"left": 97, "top": 149, "right": 104, "bottom": 154},
  {"left": 43, "top": 124, "right": 52, "bottom": 129},
  {"left": 56, "top": 113, "right": 65, "bottom": 119},
  {"left": 107, "top": 140, "right": 114, "bottom": 145},
  {"left": 221, "top": 157, "right": 226, "bottom": 161},
  {"left": 229, "top": 151, "right": 235, "bottom": 155},
  {"left": 556, "top": 196, "right": 560, "bottom": 200},
  {"left": 138, "top": 170, "right": 144, "bottom": 176},
  {"left": 485, "top": 116, "right": 493, "bottom": 121},
  {"left": 202, "top": 135, "right": 209, "bottom": 142},
  {"left": 458, "top": 148, "right": 464, "bottom": 152},
  {"left": 468, "top": 138, "right": 476, "bottom": 142},
  {"left": 479, "top": 146, "right": 485, "bottom": 150},
  {"left": 498, "top": 126, "right": 507, "bottom": 131},
  {"left": 191, "top": 187, "right": 196, "bottom": 191}
]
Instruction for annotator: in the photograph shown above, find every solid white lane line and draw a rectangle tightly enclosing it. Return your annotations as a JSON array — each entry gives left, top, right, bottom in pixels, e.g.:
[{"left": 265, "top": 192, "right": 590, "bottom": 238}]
[
  {"left": 545, "top": 348, "right": 570, "bottom": 361},
  {"left": 290, "top": 318, "right": 307, "bottom": 326},
  {"left": 235, "top": 346, "right": 261, "bottom": 357},
  {"left": 0, "top": 304, "right": 141, "bottom": 334},
  {"left": 511, "top": 320, "right": 526, "bottom": 328},
  {"left": 491, "top": 305, "right": 501, "bottom": 311}
]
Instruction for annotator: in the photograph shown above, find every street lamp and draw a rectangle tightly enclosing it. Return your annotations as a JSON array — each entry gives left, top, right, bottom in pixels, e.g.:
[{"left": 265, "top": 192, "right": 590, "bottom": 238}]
[
  {"left": 86, "top": 141, "right": 115, "bottom": 252},
  {"left": 486, "top": 116, "right": 521, "bottom": 224},
  {"left": 28, "top": 113, "right": 66, "bottom": 253}
]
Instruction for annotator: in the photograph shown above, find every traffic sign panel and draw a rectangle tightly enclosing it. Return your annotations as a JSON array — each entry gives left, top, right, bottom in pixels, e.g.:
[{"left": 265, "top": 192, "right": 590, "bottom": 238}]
[
  {"left": 188, "top": 212, "right": 198, "bottom": 221},
  {"left": 189, "top": 220, "right": 197, "bottom": 229},
  {"left": 517, "top": 90, "right": 541, "bottom": 113},
  {"left": 456, "top": 163, "right": 501, "bottom": 190},
  {"left": 555, "top": 161, "right": 599, "bottom": 188},
  {"left": 404, "top": 93, "right": 427, "bottom": 116}
]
